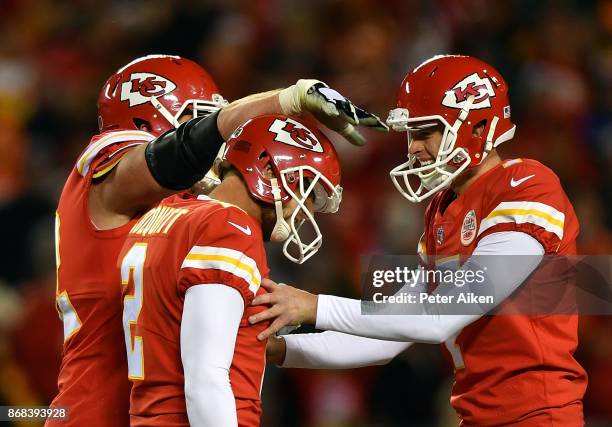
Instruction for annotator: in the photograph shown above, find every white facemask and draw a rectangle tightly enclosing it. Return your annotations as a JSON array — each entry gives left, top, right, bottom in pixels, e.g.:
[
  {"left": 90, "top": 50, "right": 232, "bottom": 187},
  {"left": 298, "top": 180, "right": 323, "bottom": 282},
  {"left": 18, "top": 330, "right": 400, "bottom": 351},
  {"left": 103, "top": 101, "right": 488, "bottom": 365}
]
[
  {"left": 269, "top": 167, "right": 342, "bottom": 264},
  {"left": 150, "top": 93, "right": 228, "bottom": 128},
  {"left": 386, "top": 97, "right": 476, "bottom": 203}
]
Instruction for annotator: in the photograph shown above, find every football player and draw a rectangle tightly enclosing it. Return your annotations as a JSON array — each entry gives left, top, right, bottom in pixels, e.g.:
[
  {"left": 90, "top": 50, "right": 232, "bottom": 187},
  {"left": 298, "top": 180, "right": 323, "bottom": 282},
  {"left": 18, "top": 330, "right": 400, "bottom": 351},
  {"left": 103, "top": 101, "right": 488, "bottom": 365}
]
[
  {"left": 249, "top": 55, "right": 588, "bottom": 426},
  {"left": 49, "top": 54, "right": 384, "bottom": 426},
  {"left": 119, "top": 114, "right": 341, "bottom": 426}
]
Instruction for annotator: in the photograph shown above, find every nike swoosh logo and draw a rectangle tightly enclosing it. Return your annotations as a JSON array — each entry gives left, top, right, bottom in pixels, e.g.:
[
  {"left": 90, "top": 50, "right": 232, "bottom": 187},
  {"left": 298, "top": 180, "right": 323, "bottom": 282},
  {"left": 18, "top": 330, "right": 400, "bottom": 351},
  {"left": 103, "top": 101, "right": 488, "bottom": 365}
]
[
  {"left": 510, "top": 174, "right": 535, "bottom": 187},
  {"left": 227, "top": 221, "right": 252, "bottom": 236}
]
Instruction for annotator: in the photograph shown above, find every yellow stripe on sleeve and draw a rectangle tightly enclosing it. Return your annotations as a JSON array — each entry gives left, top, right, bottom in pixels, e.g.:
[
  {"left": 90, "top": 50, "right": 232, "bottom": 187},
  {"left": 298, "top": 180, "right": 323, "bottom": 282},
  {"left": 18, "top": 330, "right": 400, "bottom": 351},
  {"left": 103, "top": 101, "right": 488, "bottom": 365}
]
[
  {"left": 478, "top": 201, "right": 565, "bottom": 240},
  {"left": 485, "top": 208, "right": 564, "bottom": 228},
  {"left": 181, "top": 246, "right": 262, "bottom": 295},
  {"left": 76, "top": 130, "right": 154, "bottom": 176}
]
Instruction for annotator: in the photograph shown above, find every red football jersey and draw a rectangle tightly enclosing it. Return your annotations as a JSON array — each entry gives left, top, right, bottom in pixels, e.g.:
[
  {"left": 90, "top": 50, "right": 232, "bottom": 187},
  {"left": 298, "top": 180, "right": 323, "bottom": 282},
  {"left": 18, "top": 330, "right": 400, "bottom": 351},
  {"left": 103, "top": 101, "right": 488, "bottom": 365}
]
[
  {"left": 421, "top": 159, "right": 587, "bottom": 426},
  {"left": 119, "top": 194, "right": 269, "bottom": 427},
  {"left": 48, "top": 130, "right": 154, "bottom": 427}
]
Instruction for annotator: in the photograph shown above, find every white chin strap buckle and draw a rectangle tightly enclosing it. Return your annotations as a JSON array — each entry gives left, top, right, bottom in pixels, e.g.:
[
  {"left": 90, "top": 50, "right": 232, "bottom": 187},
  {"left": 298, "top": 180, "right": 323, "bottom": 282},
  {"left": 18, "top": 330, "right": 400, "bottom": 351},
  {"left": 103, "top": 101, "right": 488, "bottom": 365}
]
[{"left": 270, "top": 178, "right": 291, "bottom": 242}]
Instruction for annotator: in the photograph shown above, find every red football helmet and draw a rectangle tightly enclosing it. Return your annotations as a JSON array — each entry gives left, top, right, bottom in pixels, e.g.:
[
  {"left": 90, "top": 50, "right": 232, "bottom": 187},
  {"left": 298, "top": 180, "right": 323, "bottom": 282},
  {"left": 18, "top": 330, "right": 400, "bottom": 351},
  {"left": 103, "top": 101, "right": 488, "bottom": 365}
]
[
  {"left": 97, "top": 54, "right": 227, "bottom": 137},
  {"left": 386, "top": 55, "right": 516, "bottom": 202},
  {"left": 224, "top": 114, "right": 342, "bottom": 264}
]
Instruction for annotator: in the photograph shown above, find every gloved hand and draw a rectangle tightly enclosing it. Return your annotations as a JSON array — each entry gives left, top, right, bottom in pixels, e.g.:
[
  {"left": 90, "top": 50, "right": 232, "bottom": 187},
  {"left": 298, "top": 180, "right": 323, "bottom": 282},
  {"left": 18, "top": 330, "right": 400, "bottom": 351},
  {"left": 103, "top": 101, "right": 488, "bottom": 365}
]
[{"left": 279, "top": 79, "right": 388, "bottom": 146}]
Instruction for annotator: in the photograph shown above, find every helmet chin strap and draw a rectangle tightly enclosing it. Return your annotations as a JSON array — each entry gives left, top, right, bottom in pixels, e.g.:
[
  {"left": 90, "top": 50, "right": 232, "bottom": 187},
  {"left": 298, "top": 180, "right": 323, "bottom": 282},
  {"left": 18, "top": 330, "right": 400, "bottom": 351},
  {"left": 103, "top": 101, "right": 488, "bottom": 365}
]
[
  {"left": 479, "top": 115, "right": 499, "bottom": 163},
  {"left": 451, "top": 95, "right": 474, "bottom": 134},
  {"left": 150, "top": 96, "right": 180, "bottom": 127},
  {"left": 417, "top": 98, "right": 474, "bottom": 191},
  {"left": 420, "top": 166, "right": 454, "bottom": 190},
  {"left": 269, "top": 178, "right": 291, "bottom": 242}
]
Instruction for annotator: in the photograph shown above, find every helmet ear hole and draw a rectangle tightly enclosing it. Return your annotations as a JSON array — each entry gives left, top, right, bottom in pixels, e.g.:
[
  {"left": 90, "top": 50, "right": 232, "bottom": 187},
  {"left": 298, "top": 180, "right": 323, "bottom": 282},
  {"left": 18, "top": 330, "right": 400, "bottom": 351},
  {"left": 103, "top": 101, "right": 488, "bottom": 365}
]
[
  {"left": 257, "top": 151, "right": 274, "bottom": 179},
  {"left": 262, "top": 164, "right": 275, "bottom": 179},
  {"left": 473, "top": 119, "right": 487, "bottom": 136},
  {"left": 133, "top": 118, "right": 151, "bottom": 132}
]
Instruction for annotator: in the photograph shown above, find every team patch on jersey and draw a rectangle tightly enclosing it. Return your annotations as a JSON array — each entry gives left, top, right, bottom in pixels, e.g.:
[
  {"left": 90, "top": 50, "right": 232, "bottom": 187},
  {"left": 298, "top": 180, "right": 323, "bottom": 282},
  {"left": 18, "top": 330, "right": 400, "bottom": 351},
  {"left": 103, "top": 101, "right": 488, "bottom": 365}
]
[{"left": 461, "top": 209, "right": 478, "bottom": 246}]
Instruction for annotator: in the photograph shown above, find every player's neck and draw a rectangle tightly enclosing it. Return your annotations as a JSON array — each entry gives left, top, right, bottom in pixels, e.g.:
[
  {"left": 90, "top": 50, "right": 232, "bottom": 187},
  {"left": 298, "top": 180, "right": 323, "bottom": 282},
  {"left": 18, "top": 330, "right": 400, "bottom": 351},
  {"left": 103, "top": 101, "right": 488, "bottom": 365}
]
[
  {"left": 209, "top": 175, "right": 263, "bottom": 224},
  {"left": 451, "top": 150, "right": 502, "bottom": 194}
]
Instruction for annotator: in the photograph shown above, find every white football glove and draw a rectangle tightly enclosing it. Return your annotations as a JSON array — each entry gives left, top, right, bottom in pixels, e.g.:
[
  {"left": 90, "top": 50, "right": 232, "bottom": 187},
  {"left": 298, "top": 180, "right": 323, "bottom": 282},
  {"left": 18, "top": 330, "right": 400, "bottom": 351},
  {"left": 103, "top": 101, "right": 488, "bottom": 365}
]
[{"left": 279, "top": 79, "right": 388, "bottom": 146}]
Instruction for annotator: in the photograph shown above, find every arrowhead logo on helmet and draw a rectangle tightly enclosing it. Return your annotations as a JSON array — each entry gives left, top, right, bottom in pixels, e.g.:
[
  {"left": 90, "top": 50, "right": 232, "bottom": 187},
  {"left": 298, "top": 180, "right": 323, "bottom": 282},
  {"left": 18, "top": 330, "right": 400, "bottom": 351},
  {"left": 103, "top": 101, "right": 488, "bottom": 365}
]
[
  {"left": 120, "top": 73, "right": 177, "bottom": 107},
  {"left": 223, "top": 114, "right": 342, "bottom": 264},
  {"left": 268, "top": 118, "right": 323, "bottom": 152},
  {"left": 442, "top": 73, "right": 496, "bottom": 110},
  {"left": 98, "top": 55, "right": 225, "bottom": 137}
]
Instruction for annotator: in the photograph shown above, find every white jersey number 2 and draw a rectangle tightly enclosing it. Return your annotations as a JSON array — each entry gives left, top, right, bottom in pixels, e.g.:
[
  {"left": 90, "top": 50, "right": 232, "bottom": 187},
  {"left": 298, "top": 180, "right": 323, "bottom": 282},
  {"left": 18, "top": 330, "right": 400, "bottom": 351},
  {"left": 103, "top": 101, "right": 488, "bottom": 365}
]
[{"left": 121, "top": 243, "right": 147, "bottom": 380}]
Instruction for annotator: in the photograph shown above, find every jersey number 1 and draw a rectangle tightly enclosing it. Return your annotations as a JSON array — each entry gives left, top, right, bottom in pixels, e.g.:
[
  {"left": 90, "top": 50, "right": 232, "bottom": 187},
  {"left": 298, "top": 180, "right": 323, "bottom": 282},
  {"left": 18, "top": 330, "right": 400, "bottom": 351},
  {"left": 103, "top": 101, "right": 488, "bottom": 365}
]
[
  {"left": 444, "top": 333, "right": 465, "bottom": 370},
  {"left": 121, "top": 243, "right": 147, "bottom": 380}
]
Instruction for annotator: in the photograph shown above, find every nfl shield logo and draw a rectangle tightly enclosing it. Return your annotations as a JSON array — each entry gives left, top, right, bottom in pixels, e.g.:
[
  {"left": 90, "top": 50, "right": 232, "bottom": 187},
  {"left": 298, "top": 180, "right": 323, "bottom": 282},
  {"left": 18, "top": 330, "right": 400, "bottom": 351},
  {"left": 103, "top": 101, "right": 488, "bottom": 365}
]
[{"left": 436, "top": 226, "right": 445, "bottom": 244}]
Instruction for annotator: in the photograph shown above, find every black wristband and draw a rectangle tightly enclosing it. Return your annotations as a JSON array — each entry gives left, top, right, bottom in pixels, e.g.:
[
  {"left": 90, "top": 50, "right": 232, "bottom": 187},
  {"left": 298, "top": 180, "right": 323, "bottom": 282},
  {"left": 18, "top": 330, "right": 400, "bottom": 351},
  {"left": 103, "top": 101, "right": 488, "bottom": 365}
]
[{"left": 145, "top": 110, "right": 224, "bottom": 190}]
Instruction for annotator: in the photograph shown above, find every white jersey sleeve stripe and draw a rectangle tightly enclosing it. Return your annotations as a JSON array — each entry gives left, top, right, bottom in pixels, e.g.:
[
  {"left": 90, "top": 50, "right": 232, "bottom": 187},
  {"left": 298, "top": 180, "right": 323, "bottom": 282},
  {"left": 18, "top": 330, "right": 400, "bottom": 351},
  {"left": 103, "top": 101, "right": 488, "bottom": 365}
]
[
  {"left": 478, "top": 201, "right": 565, "bottom": 240},
  {"left": 181, "top": 246, "right": 261, "bottom": 295},
  {"left": 76, "top": 130, "right": 155, "bottom": 176}
]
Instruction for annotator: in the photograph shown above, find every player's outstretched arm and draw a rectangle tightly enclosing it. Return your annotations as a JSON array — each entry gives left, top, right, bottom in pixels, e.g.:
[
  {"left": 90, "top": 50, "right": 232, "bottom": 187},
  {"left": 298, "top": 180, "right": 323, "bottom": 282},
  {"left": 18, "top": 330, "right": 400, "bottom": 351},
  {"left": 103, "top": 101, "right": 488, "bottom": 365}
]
[
  {"left": 269, "top": 331, "right": 412, "bottom": 369},
  {"left": 91, "top": 80, "right": 385, "bottom": 227},
  {"left": 218, "top": 79, "right": 388, "bottom": 145},
  {"left": 251, "top": 232, "right": 545, "bottom": 342},
  {"left": 181, "top": 284, "right": 243, "bottom": 427}
]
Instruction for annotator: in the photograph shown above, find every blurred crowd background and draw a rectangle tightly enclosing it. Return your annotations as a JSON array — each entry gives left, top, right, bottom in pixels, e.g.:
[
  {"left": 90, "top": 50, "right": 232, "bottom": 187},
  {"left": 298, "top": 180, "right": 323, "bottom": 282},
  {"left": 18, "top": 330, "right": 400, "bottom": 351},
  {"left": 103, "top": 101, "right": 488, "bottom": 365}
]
[{"left": 0, "top": 0, "right": 610, "bottom": 426}]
